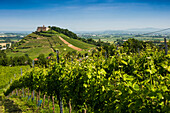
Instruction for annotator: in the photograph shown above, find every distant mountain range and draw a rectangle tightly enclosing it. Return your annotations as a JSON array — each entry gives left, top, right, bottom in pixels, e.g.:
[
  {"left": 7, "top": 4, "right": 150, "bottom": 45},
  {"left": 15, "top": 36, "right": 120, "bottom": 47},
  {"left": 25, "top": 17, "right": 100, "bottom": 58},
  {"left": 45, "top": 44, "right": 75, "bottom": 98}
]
[
  {"left": 76, "top": 28, "right": 170, "bottom": 35},
  {"left": 0, "top": 31, "right": 32, "bottom": 34},
  {"left": 126, "top": 27, "right": 161, "bottom": 31},
  {"left": 1, "top": 27, "right": 170, "bottom": 35}
]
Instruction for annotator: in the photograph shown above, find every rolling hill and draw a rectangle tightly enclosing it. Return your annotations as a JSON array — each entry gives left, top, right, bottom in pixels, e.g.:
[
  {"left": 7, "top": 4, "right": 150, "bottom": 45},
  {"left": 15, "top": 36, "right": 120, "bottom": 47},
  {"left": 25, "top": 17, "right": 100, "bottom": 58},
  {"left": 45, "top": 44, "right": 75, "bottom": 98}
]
[{"left": 6, "top": 27, "right": 95, "bottom": 59}]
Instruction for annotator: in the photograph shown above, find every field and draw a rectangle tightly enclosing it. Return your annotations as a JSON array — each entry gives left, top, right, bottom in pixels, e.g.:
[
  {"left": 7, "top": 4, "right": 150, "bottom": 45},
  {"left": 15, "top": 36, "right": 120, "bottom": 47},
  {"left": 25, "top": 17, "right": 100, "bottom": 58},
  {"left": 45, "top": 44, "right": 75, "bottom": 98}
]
[{"left": 80, "top": 34, "right": 169, "bottom": 44}]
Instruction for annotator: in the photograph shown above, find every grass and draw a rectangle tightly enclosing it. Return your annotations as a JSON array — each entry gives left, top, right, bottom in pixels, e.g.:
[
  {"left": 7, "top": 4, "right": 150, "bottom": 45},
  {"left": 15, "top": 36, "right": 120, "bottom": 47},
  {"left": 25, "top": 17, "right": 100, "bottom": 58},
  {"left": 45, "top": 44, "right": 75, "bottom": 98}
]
[
  {"left": 19, "top": 39, "right": 50, "bottom": 48},
  {"left": 7, "top": 47, "right": 53, "bottom": 59}
]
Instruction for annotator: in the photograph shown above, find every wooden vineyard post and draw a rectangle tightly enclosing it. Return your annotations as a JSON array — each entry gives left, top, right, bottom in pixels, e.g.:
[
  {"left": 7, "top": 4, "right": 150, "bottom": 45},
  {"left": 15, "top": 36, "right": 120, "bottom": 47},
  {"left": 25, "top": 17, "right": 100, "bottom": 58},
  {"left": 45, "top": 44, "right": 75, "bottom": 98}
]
[
  {"left": 32, "top": 91, "right": 34, "bottom": 101},
  {"left": 105, "top": 51, "right": 107, "bottom": 60},
  {"left": 16, "top": 89, "right": 18, "bottom": 96},
  {"left": 164, "top": 38, "right": 168, "bottom": 55},
  {"left": 21, "top": 68, "right": 25, "bottom": 98},
  {"left": 84, "top": 109, "right": 87, "bottom": 113},
  {"left": 36, "top": 90, "right": 41, "bottom": 112},
  {"left": 11, "top": 91, "right": 13, "bottom": 96},
  {"left": 36, "top": 92, "right": 38, "bottom": 105},
  {"left": 42, "top": 94, "right": 45, "bottom": 108},
  {"left": 56, "top": 50, "right": 59, "bottom": 63},
  {"left": 138, "top": 48, "right": 140, "bottom": 56},
  {"left": 117, "top": 46, "right": 119, "bottom": 56},
  {"left": 32, "top": 91, "right": 34, "bottom": 102},
  {"left": 20, "top": 89, "right": 22, "bottom": 97},
  {"left": 59, "top": 96, "right": 63, "bottom": 113},
  {"left": 38, "top": 90, "right": 41, "bottom": 106},
  {"left": 71, "top": 56, "right": 73, "bottom": 63},
  {"left": 52, "top": 96, "right": 55, "bottom": 113},
  {"left": 69, "top": 100, "right": 72, "bottom": 113},
  {"left": 22, "top": 88, "right": 24, "bottom": 97},
  {"left": 84, "top": 105, "right": 87, "bottom": 113}
]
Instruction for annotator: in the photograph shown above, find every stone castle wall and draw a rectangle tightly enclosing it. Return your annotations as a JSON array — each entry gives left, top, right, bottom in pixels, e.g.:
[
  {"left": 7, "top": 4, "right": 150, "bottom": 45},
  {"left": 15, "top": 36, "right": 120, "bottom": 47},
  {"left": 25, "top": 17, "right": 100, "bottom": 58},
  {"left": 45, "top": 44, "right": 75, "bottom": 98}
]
[{"left": 37, "top": 25, "right": 49, "bottom": 32}]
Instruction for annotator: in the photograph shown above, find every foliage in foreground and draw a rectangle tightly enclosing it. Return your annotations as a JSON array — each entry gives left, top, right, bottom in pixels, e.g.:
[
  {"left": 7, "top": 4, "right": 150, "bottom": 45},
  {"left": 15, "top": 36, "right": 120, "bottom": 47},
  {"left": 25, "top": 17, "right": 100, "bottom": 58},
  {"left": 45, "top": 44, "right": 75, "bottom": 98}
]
[
  {"left": 4, "top": 46, "right": 170, "bottom": 112},
  {"left": 0, "top": 65, "right": 30, "bottom": 89}
]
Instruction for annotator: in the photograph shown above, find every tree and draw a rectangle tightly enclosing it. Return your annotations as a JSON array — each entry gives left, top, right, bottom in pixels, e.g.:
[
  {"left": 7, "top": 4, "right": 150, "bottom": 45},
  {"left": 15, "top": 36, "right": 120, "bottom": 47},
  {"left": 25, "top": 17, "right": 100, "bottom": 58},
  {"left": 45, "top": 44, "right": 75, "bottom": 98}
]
[
  {"left": 123, "top": 38, "right": 143, "bottom": 53},
  {"left": 18, "top": 56, "right": 26, "bottom": 65},
  {"left": 5, "top": 38, "right": 11, "bottom": 42},
  {"left": 0, "top": 51, "right": 6, "bottom": 58},
  {"left": 2, "top": 57, "right": 9, "bottom": 66},
  {"left": 12, "top": 56, "right": 19, "bottom": 66},
  {"left": 37, "top": 54, "right": 47, "bottom": 67},
  {"left": 49, "top": 53, "right": 54, "bottom": 56}
]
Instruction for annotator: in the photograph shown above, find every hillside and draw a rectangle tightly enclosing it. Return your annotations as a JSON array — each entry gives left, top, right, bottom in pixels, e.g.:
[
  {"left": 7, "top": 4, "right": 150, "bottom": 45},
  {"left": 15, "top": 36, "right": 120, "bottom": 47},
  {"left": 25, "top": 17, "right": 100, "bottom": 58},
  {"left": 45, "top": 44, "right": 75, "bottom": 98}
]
[{"left": 6, "top": 27, "right": 95, "bottom": 59}]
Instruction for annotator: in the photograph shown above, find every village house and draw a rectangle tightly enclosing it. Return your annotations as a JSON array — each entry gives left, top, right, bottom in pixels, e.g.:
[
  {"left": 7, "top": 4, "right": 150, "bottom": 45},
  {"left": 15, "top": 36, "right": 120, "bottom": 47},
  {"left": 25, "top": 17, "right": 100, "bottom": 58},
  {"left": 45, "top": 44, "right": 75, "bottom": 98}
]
[{"left": 0, "top": 43, "right": 11, "bottom": 50}]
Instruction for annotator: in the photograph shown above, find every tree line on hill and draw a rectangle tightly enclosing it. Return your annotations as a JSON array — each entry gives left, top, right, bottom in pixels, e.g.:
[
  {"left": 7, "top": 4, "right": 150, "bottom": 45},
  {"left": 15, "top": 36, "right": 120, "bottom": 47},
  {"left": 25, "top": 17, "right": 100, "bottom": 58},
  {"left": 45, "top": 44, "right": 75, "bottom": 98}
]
[
  {"left": 50, "top": 26, "right": 110, "bottom": 46},
  {"left": 0, "top": 50, "right": 54, "bottom": 67},
  {"left": 0, "top": 51, "right": 32, "bottom": 66}
]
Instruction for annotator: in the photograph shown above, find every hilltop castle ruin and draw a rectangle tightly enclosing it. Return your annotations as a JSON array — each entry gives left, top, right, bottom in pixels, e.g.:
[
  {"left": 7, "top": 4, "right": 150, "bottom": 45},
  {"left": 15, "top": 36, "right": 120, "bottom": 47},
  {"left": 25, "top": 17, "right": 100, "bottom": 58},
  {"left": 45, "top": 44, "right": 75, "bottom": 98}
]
[{"left": 37, "top": 25, "right": 49, "bottom": 32}]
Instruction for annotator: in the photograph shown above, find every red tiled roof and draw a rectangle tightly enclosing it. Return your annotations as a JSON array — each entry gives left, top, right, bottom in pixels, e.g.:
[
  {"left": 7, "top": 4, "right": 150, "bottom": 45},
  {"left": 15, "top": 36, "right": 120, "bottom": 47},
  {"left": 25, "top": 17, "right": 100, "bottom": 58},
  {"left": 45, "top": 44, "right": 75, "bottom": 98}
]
[{"left": 34, "top": 58, "right": 38, "bottom": 61}]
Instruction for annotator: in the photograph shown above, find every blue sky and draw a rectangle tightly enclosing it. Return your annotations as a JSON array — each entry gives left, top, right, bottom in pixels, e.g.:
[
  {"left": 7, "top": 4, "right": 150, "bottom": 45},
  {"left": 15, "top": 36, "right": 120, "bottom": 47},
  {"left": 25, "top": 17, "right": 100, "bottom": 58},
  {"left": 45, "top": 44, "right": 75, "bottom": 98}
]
[{"left": 0, "top": 0, "right": 170, "bottom": 31}]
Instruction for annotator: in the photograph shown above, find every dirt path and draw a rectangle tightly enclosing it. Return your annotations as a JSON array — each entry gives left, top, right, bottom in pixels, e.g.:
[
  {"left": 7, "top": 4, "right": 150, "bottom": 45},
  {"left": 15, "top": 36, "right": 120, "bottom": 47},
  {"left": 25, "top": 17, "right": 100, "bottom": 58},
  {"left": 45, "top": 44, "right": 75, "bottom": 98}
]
[{"left": 58, "top": 36, "right": 82, "bottom": 51}]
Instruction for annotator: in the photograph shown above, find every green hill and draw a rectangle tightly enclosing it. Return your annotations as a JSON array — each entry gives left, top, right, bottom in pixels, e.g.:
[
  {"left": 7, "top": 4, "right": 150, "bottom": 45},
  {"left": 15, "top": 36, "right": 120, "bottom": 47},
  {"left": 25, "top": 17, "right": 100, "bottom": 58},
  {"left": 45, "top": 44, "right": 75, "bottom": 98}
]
[{"left": 6, "top": 27, "right": 95, "bottom": 59}]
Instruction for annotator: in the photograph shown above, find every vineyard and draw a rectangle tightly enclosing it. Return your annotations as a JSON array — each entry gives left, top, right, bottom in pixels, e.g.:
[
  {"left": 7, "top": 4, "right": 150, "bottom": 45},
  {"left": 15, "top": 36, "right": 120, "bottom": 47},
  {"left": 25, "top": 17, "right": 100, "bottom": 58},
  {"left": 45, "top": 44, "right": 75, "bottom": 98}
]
[
  {"left": 0, "top": 66, "right": 30, "bottom": 89},
  {"left": 3, "top": 45, "right": 170, "bottom": 113}
]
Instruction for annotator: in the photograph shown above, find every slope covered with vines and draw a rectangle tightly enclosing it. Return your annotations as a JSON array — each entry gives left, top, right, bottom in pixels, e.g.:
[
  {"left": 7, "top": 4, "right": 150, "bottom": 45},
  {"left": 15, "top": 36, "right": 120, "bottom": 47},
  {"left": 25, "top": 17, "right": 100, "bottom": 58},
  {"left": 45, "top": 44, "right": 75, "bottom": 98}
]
[{"left": 4, "top": 46, "right": 170, "bottom": 112}]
